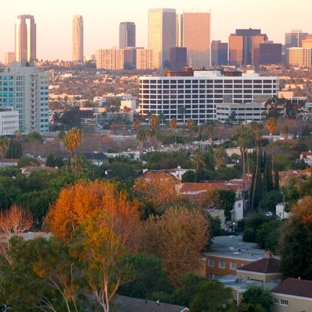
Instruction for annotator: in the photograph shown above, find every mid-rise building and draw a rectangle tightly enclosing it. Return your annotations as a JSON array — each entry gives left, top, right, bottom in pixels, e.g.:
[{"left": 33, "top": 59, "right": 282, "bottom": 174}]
[
  {"left": 229, "top": 29, "right": 267, "bottom": 66},
  {"left": 15, "top": 15, "right": 36, "bottom": 62},
  {"left": 211, "top": 41, "right": 228, "bottom": 66},
  {"left": 302, "top": 34, "right": 312, "bottom": 48},
  {"left": 179, "top": 11, "right": 211, "bottom": 68},
  {"left": 139, "top": 69, "right": 278, "bottom": 124},
  {"left": 136, "top": 49, "right": 154, "bottom": 70},
  {"left": 96, "top": 49, "right": 124, "bottom": 70},
  {"left": 148, "top": 8, "right": 176, "bottom": 70},
  {"left": 4, "top": 52, "right": 16, "bottom": 65},
  {"left": 0, "top": 62, "right": 49, "bottom": 134},
  {"left": 285, "top": 30, "right": 308, "bottom": 62},
  {"left": 288, "top": 47, "right": 312, "bottom": 67},
  {"left": 258, "top": 42, "right": 282, "bottom": 65},
  {"left": 169, "top": 47, "right": 187, "bottom": 71},
  {"left": 119, "top": 22, "right": 136, "bottom": 49},
  {"left": 0, "top": 108, "right": 19, "bottom": 135},
  {"left": 72, "top": 15, "right": 84, "bottom": 62}
]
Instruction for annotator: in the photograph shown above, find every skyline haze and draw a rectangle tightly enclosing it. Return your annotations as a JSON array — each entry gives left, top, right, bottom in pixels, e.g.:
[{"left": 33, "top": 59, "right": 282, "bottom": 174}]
[{"left": 1, "top": 0, "right": 311, "bottom": 63}]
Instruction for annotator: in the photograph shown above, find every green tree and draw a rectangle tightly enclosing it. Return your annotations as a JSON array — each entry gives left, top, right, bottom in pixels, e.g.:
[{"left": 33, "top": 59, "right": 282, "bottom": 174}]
[
  {"left": 190, "top": 279, "right": 233, "bottom": 312},
  {"left": 118, "top": 253, "right": 170, "bottom": 299},
  {"left": 279, "top": 196, "right": 312, "bottom": 279},
  {"left": 0, "top": 136, "right": 9, "bottom": 167},
  {"left": 59, "top": 106, "right": 81, "bottom": 129},
  {"left": 170, "top": 118, "right": 178, "bottom": 144},
  {"left": 17, "top": 156, "right": 40, "bottom": 168},
  {"left": 241, "top": 285, "right": 273, "bottom": 312}
]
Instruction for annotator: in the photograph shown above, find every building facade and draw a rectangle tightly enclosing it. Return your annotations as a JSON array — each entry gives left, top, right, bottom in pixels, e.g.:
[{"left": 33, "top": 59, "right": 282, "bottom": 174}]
[
  {"left": 211, "top": 40, "right": 228, "bottom": 66},
  {"left": 288, "top": 47, "right": 312, "bottom": 67},
  {"left": 119, "top": 22, "right": 136, "bottom": 49},
  {"left": 169, "top": 47, "right": 187, "bottom": 71},
  {"left": 0, "top": 108, "right": 19, "bottom": 135},
  {"left": 136, "top": 49, "right": 154, "bottom": 70},
  {"left": 0, "top": 62, "right": 49, "bottom": 134},
  {"left": 15, "top": 15, "right": 36, "bottom": 62},
  {"left": 179, "top": 11, "right": 211, "bottom": 68},
  {"left": 72, "top": 15, "right": 84, "bottom": 62},
  {"left": 96, "top": 49, "right": 124, "bottom": 70},
  {"left": 148, "top": 8, "right": 176, "bottom": 70},
  {"left": 5, "top": 52, "right": 16, "bottom": 65},
  {"left": 285, "top": 30, "right": 308, "bottom": 63},
  {"left": 229, "top": 29, "right": 267, "bottom": 66},
  {"left": 139, "top": 69, "right": 279, "bottom": 124}
]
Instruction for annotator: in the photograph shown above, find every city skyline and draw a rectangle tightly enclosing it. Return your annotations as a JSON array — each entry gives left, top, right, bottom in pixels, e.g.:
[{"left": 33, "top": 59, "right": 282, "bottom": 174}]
[{"left": 0, "top": 0, "right": 311, "bottom": 63}]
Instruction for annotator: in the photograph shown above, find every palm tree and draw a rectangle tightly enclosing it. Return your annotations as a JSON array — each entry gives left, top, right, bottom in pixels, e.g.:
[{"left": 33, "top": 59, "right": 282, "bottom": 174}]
[
  {"left": 0, "top": 136, "right": 9, "bottom": 167},
  {"left": 192, "top": 148, "right": 205, "bottom": 171},
  {"left": 214, "top": 147, "right": 227, "bottom": 168},
  {"left": 170, "top": 118, "right": 178, "bottom": 144},
  {"left": 236, "top": 124, "right": 250, "bottom": 178},
  {"left": 250, "top": 122, "right": 263, "bottom": 210},
  {"left": 149, "top": 115, "right": 159, "bottom": 150},
  {"left": 266, "top": 117, "right": 278, "bottom": 136},
  {"left": 136, "top": 128, "right": 146, "bottom": 154},
  {"left": 186, "top": 118, "right": 195, "bottom": 143},
  {"left": 133, "top": 120, "right": 141, "bottom": 131},
  {"left": 281, "top": 124, "right": 289, "bottom": 139},
  {"left": 178, "top": 106, "right": 186, "bottom": 123}
]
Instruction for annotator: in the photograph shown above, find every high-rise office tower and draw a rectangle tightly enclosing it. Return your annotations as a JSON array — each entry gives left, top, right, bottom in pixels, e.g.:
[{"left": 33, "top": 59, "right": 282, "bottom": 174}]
[
  {"left": 229, "top": 29, "right": 267, "bottom": 66},
  {"left": 211, "top": 40, "right": 228, "bottom": 66},
  {"left": 72, "top": 15, "right": 84, "bottom": 62},
  {"left": 0, "top": 62, "right": 49, "bottom": 134},
  {"left": 5, "top": 52, "right": 16, "bottom": 65},
  {"left": 119, "top": 22, "right": 136, "bottom": 49},
  {"left": 148, "top": 8, "right": 176, "bottom": 70},
  {"left": 179, "top": 11, "right": 211, "bottom": 68},
  {"left": 169, "top": 47, "right": 187, "bottom": 71},
  {"left": 285, "top": 30, "right": 308, "bottom": 64},
  {"left": 15, "top": 15, "right": 36, "bottom": 62}
]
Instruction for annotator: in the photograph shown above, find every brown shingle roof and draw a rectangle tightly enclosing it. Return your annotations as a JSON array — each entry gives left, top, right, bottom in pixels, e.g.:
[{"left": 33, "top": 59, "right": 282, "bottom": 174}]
[
  {"left": 272, "top": 278, "right": 312, "bottom": 298},
  {"left": 237, "top": 256, "right": 280, "bottom": 273},
  {"left": 113, "top": 296, "right": 189, "bottom": 312}
]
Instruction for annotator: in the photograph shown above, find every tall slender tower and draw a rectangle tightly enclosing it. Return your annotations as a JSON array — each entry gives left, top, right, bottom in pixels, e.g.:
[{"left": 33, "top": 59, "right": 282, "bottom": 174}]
[
  {"left": 72, "top": 15, "right": 84, "bottom": 62},
  {"left": 119, "top": 22, "right": 136, "bottom": 49},
  {"left": 180, "top": 11, "right": 211, "bottom": 68},
  {"left": 148, "top": 8, "right": 176, "bottom": 70},
  {"left": 15, "top": 15, "right": 36, "bottom": 62}
]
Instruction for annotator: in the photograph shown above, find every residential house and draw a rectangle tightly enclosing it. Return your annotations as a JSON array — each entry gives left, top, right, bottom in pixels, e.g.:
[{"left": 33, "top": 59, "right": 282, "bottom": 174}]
[{"left": 271, "top": 278, "right": 312, "bottom": 312}]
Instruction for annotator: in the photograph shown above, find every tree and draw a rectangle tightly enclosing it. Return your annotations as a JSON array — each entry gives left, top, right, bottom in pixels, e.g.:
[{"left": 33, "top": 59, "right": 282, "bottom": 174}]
[
  {"left": 62, "top": 127, "right": 82, "bottom": 157},
  {"left": 192, "top": 148, "right": 205, "bottom": 171},
  {"left": 281, "top": 124, "right": 289, "bottom": 139},
  {"left": 0, "top": 204, "right": 33, "bottom": 236},
  {"left": 186, "top": 118, "right": 195, "bottom": 143},
  {"left": 236, "top": 124, "right": 251, "bottom": 178},
  {"left": 136, "top": 128, "right": 146, "bottom": 154},
  {"left": 0, "top": 136, "right": 9, "bottom": 167},
  {"left": 279, "top": 196, "right": 312, "bottom": 279},
  {"left": 133, "top": 119, "right": 141, "bottom": 131},
  {"left": 266, "top": 117, "right": 278, "bottom": 136},
  {"left": 190, "top": 279, "right": 233, "bottom": 312},
  {"left": 170, "top": 118, "right": 178, "bottom": 144},
  {"left": 214, "top": 147, "right": 227, "bottom": 168},
  {"left": 59, "top": 106, "right": 81, "bottom": 129},
  {"left": 44, "top": 180, "right": 141, "bottom": 250},
  {"left": 139, "top": 206, "right": 209, "bottom": 285},
  {"left": 149, "top": 115, "right": 159, "bottom": 150},
  {"left": 178, "top": 106, "right": 186, "bottom": 123},
  {"left": 70, "top": 210, "right": 133, "bottom": 312},
  {"left": 241, "top": 285, "right": 273, "bottom": 312},
  {"left": 133, "top": 172, "right": 179, "bottom": 213},
  {"left": 118, "top": 253, "right": 170, "bottom": 299}
]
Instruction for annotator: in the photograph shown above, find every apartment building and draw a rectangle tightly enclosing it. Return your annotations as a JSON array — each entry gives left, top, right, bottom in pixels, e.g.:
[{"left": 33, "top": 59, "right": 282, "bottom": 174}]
[
  {"left": 0, "top": 62, "right": 49, "bottom": 134},
  {"left": 139, "top": 69, "right": 279, "bottom": 124}
]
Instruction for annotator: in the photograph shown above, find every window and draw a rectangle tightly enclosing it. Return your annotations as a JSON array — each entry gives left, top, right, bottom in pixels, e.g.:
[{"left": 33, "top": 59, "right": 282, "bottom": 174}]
[
  {"left": 273, "top": 299, "right": 278, "bottom": 305},
  {"left": 219, "top": 260, "right": 225, "bottom": 268},
  {"left": 280, "top": 300, "right": 288, "bottom": 306},
  {"left": 230, "top": 262, "right": 236, "bottom": 269}
]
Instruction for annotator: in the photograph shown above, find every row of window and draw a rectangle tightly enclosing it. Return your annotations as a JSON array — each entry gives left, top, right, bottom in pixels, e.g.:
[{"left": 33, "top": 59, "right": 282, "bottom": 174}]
[
  {"left": 208, "top": 259, "right": 238, "bottom": 269},
  {"left": 141, "top": 79, "right": 275, "bottom": 84},
  {"left": 273, "top": 299, "right": 288, "bottom": 306}
]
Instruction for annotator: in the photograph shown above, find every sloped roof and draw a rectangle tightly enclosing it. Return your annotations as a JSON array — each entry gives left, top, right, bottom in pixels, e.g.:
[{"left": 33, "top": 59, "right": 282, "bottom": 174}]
[
  {"left": 113, "top": 296, "right": 189, "bottom": 312},
  {"left": 272, "top": 278, "right": 312, "bottom": 298},
  {"left": 237, "top": 256, "right": 280, "bottom": 273}
]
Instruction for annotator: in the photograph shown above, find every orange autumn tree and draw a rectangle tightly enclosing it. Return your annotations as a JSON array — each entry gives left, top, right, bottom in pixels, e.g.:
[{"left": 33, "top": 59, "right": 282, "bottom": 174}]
[
  {"left": 139, "top": 206, "right": 209, "bottom": 285},
  {"left": 133, "top": 172, "right": 180, "bottom": 212},
  {"left": 44, "top": 180, "right": 140, "bottom": 251}
]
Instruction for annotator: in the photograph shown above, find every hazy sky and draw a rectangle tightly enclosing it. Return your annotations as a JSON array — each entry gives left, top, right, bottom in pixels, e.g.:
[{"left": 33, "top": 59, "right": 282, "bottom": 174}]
[{"left": 1, "top": 0, "right": 311, "bottom": 62}]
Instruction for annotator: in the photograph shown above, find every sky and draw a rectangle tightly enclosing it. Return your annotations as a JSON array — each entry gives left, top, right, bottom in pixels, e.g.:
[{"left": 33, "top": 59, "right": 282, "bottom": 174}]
[{"left": 0, "top": 0, "right": 312, "bottom": 62}]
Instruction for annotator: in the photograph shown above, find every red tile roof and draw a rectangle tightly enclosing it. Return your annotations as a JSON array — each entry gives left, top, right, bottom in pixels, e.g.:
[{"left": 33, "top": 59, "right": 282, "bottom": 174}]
[
  {"left": 237, "top": 256, "right": 280, "bottom": 274},
  {"left": 272, "top": 278, "right": 312, "bottom": 298}
]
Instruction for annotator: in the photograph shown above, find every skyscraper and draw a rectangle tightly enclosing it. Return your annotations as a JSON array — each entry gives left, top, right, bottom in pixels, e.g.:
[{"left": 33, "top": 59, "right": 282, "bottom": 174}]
[
  {"left": 119, "top": 22, "right": 136, "bottom": 49},
  {"left": 211, "top": 40, "right": 228, "bottom": 66},
  {"left": 15, "top": 15, "right": 36, "bottom": 62},
  {"left": 285, "top": 30, "right": 308, "bottom": 63},
  {"left": 229, "top": 29, "right": 267, "bottom": 66},
  {"left": 179, "top": 11, "right": 211, "bottom": 68},
  {"left": 148, "top": 8, "right": 176, "bottom": 70},
  {"left": 72, "top": 15, "right": 84, "bottom": 62}
]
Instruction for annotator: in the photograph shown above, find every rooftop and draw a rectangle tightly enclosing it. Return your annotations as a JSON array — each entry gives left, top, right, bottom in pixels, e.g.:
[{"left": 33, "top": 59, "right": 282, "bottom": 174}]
[{"left": 272, "top": 278, "right": 312, "bottom": 298}]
